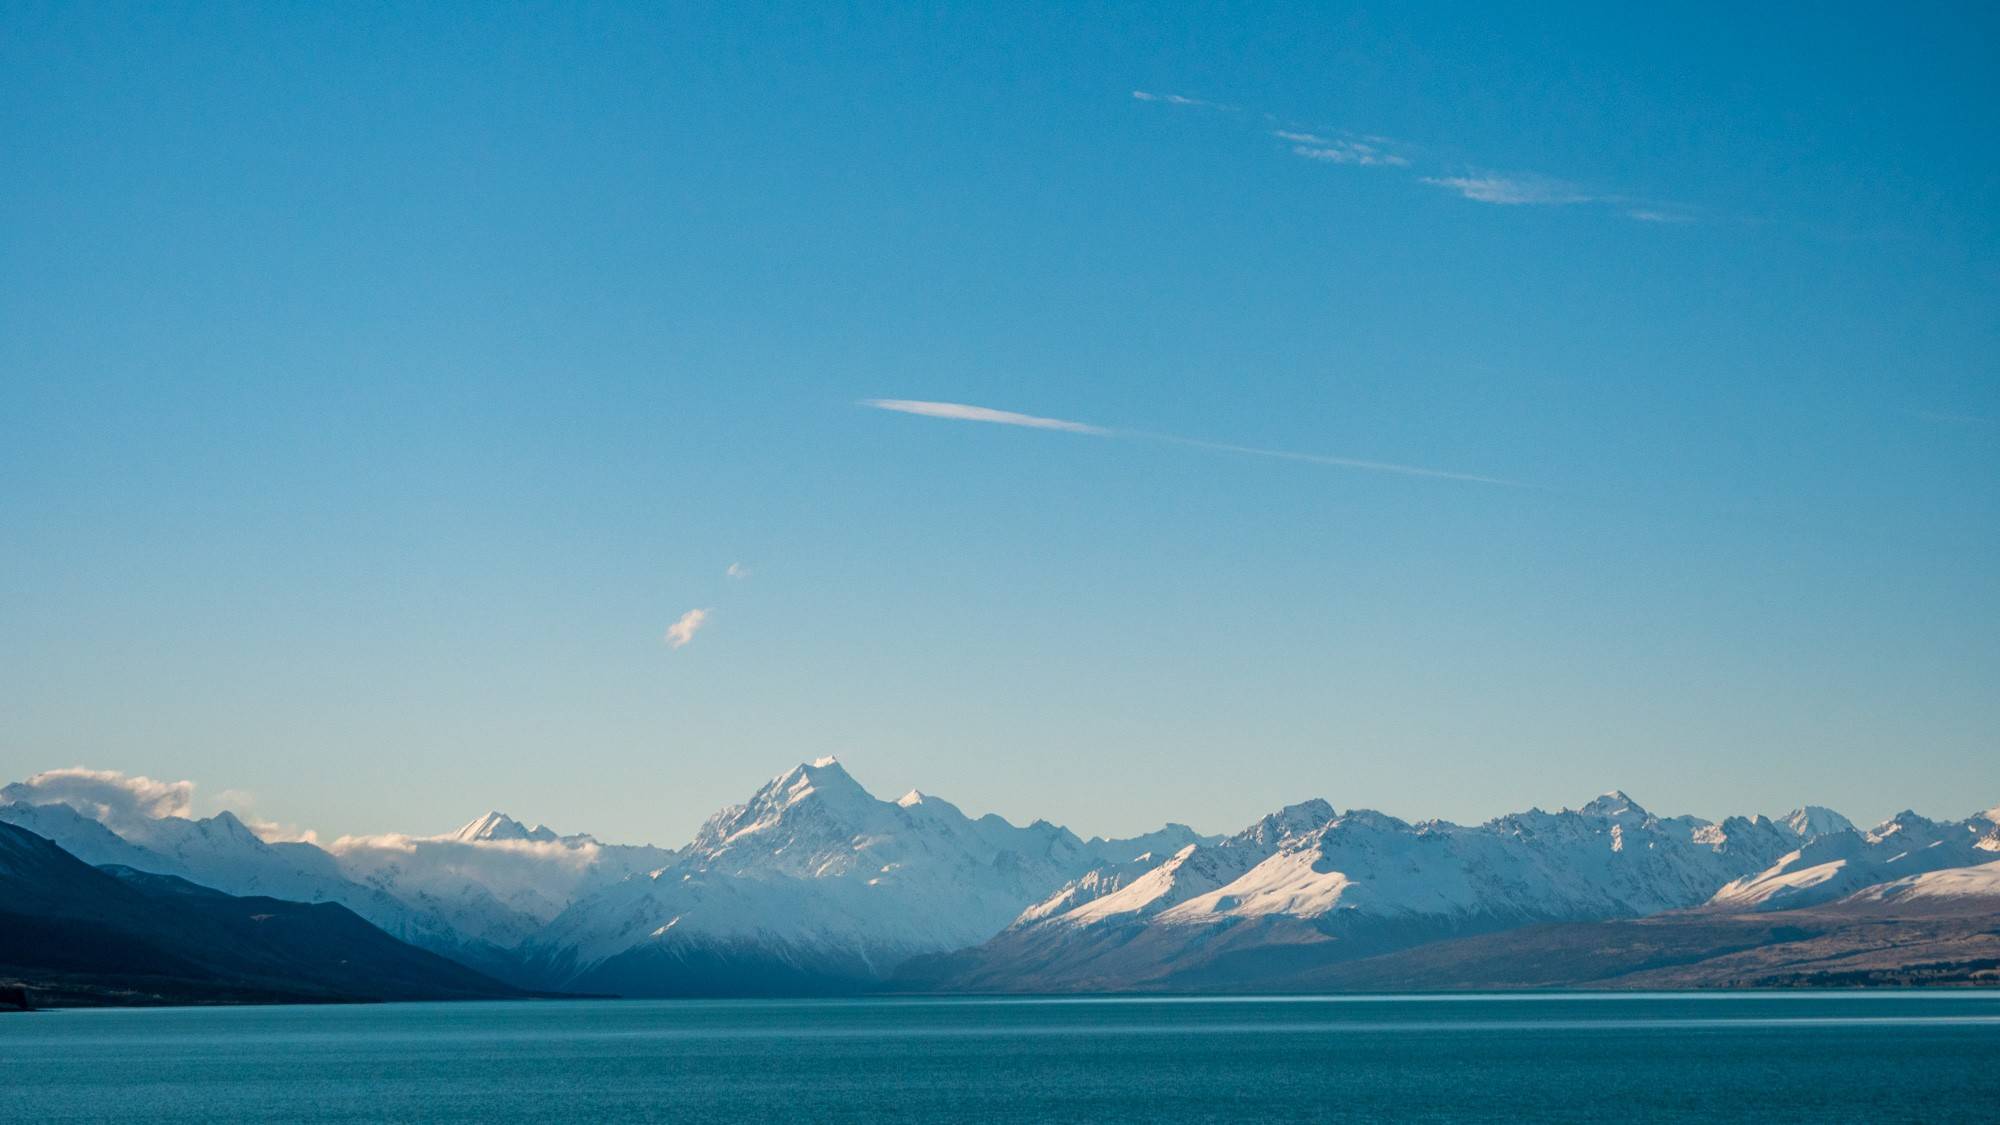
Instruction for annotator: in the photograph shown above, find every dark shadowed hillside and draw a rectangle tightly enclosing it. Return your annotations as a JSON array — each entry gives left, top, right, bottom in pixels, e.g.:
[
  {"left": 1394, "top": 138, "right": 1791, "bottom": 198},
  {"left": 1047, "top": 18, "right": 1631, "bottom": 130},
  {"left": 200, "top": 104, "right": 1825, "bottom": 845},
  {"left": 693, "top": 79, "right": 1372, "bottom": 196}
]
[{"left": 0, "top": 822, "right": 523, "bottom": 1006}]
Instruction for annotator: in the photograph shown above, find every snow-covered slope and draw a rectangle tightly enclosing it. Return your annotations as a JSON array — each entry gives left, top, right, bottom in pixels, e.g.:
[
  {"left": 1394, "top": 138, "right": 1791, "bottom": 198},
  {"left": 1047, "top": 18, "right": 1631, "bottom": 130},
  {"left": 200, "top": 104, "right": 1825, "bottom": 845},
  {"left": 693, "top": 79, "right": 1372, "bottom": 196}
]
[
  {"left": 519, "top": 758, "right": 1195, "bottom": 994},
  {"left": 1014, "top": 800, "right": 1333, "bottom": 928},
  {"left": 1158, "top": 794, "right": 1801, "bottom": 927},
  {"left": 1841, "top": 859, "right": 2000, "bottom": 907},
  {"left": 1021, "top": 792, "right": 1822, "bottom": 937},
  {"left": 1706, "top": 809, "right": 1999, "bottom": 912},
  {"left": 0, "top": 800, "right": 185, "bottom": 873}
]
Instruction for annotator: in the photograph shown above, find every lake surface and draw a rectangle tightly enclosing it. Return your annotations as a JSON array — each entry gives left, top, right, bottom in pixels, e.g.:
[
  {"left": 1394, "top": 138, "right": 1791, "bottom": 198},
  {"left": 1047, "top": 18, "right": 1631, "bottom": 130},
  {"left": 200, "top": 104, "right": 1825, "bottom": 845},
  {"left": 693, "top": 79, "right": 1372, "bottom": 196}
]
[{"left": 4, "top": 992, "right": 1998, "bottom": 1122}]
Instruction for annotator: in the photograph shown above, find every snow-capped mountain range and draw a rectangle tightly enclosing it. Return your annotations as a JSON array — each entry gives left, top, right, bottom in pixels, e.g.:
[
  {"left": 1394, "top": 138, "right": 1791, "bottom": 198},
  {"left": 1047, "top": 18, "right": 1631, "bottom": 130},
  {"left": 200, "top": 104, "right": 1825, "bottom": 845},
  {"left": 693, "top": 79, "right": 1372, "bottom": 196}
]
[
  {"left": 3, "top": 762, "right": 1996, "bottom": 994},
  {"left": 517, "top": 758, "right": 1210, "bottom": 994},
  {"left": 922, "top": 791, "right": 1998, "bottom": 991}
]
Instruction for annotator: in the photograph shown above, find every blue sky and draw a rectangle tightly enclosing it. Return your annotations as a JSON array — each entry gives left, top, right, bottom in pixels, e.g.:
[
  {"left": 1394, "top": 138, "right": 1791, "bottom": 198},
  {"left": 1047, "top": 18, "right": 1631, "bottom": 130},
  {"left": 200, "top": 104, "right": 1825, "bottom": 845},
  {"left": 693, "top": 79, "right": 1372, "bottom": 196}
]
[{"left": 2, "top": 3, "right": 1995, "bottom": 844}]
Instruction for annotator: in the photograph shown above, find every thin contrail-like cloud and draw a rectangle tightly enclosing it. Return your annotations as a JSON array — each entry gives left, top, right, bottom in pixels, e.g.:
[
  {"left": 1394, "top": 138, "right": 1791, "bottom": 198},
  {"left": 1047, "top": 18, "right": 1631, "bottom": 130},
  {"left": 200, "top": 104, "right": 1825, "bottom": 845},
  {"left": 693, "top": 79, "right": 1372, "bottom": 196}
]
[
  {"left": 862, "top": 399, "right": 1108, "bottom": 435},
  {"left": 862, "top": 399, "right": 1525, "bottom": 487},
  {"left": 1129, "top": 432, "right": 1525, "bottom": 486}
]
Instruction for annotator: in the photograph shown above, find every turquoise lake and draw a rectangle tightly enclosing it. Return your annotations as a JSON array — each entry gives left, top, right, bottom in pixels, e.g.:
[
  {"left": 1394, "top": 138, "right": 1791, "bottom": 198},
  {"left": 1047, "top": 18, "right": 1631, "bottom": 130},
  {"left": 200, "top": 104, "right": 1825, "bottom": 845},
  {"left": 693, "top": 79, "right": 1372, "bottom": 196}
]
[{"left": 4, "top": 992, "right": 1997, "bottom": 1122}]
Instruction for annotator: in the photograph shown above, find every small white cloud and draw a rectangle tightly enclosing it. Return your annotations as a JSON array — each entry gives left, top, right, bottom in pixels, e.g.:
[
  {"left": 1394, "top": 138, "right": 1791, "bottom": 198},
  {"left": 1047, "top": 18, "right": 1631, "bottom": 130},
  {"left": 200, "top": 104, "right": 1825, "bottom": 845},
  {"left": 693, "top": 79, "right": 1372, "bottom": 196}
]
[
  {"left": 725, "top": 562, "right": 749, "bottom": 580},
  {"left": 863, "top": 399, "right": 1106, "bottom": 435},
  {"left": 1421, "top": 174, "right": 1594, "bottom": 206},
  {"left": 0, "top": 767, "right": 195, "bottom": 830},
  {"left": 665, "top": 608, "right": 711, "bottom": 649}
]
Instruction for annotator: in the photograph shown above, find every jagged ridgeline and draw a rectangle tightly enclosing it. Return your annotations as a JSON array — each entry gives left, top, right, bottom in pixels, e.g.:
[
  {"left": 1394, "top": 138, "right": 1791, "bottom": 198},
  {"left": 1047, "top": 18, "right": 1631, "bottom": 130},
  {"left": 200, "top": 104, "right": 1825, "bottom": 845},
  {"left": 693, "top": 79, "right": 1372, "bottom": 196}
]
[{"left": 3, "top": 762, "right": 1997, "bottom": 997}]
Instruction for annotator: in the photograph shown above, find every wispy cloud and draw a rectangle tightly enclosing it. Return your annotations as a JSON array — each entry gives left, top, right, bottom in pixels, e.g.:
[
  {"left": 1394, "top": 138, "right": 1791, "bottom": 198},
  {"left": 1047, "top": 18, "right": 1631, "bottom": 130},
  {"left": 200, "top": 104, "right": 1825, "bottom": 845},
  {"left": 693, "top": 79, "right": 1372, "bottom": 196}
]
[
  {"left": 1420, "top": 176, "right": 1701, "bottom": 224},
  {"left": 725, "top": 562, "right": 749, "bottom": 580},
  {"left": 1419, "top": 173, "right": 1595, "bottom": 206},
  {"left": 1138, "top": 91, "right": 1686, "bottom": 224},
  {"left": 863, "top": 400, "right": 1523, "bottom": 487},
  {"left": 665, "top": 608, "right": 710, "bottom": 649},
  {"left": 863, "top": 398, "right": 1108, "bottom": 435},
  {"left": 1132, "top": 89, "right": 1234, "bottom": 111},
  {"left": 1274, "top": 131, "right": 1410, "bottom": 167}
]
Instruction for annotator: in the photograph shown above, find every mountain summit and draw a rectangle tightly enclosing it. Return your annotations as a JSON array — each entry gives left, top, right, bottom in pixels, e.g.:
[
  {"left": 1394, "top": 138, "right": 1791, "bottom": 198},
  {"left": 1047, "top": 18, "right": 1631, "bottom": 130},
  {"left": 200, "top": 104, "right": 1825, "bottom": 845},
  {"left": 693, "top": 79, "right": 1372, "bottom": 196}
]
[{"left": 450, "top": 812, "right": 561, "bottom": 844}]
